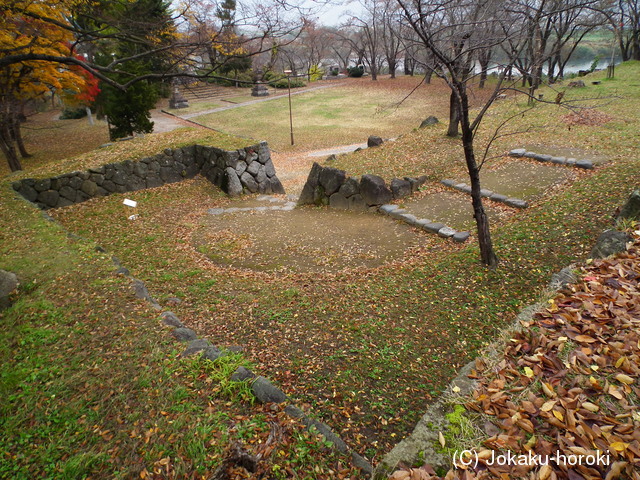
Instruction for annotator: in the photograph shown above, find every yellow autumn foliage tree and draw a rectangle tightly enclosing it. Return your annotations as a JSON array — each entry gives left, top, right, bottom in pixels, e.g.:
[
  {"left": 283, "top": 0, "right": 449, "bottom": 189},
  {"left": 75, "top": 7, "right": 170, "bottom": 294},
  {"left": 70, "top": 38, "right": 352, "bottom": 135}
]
[{"left": 1, "top": 0, "right": 90, "bottom": 171}]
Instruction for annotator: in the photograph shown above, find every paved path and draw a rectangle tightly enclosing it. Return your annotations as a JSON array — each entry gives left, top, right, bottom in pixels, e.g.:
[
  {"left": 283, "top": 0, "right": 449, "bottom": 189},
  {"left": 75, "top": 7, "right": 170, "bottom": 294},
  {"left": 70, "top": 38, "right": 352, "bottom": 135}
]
[
  {"left": 150, "top": 109, "right": 196, "bottom": 133},
  {"left": 306, "top": 143, "right": 368, "bottom": 157}
]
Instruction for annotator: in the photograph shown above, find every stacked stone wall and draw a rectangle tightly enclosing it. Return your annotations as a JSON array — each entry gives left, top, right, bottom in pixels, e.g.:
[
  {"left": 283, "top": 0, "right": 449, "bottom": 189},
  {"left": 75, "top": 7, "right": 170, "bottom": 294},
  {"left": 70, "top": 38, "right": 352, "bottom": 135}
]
[{"left": 298, "top": 162, "right": 427, "bottom": 211}]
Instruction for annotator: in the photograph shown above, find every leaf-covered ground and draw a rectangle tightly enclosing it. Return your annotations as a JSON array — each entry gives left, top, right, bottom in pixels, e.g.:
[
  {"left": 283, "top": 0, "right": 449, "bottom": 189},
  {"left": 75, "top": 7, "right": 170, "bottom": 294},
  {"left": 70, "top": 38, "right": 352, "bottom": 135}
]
[
  {"left": 391, "top": 230, "right": 640, "bottom": 480},
  {"left": 1, "top": 63, "right": 640, "bottom": 478}
]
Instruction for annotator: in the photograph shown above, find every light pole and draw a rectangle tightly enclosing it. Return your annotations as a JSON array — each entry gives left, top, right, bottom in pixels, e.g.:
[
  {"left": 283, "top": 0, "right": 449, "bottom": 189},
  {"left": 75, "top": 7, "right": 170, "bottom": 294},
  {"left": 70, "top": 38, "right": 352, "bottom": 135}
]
[{"left": 284, "top": 70, "right": 294, "bottom": 145}]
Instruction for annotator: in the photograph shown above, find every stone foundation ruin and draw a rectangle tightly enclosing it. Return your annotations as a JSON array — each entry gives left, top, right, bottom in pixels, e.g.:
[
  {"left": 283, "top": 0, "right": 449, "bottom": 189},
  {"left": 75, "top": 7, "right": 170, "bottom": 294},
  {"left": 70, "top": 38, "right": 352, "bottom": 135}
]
[{"left": 12, "top": 141, "right": 285, "bottom": 209}]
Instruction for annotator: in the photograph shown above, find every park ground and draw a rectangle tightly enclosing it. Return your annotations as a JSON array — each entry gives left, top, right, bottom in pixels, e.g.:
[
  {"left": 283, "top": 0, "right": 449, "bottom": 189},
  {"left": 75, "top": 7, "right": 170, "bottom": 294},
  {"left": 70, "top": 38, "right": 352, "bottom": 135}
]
[{"left": 1, "top": 64, "right": 639, "bottom": 479}]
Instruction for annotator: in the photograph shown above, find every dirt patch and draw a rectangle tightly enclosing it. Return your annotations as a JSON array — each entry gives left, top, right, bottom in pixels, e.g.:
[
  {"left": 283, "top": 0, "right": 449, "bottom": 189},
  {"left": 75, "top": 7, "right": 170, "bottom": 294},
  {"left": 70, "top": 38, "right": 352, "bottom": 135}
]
[
  {"left": 400, "top": 191, "right": 499, "bottom": 231},
  {"left": 193, "top": 205, "right": 423, "bottom": 273},
  {"left": 479, "top": 161, "right": 575, "bottom": 199}
]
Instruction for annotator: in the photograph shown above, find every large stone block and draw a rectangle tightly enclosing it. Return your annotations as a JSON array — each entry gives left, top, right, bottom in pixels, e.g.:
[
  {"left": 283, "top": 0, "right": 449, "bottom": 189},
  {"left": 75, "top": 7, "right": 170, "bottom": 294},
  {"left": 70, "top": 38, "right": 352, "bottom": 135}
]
[
  {"left": 132, "top": 162, "right": 148, "bottom": 177},
  {"left": 126, "top": 176, "right": 147, "bottom": 191},
  {"left": 264, "top": 158, "right": 276, "bottom": 177},
  {"left": 34, "top": 179, "right": 51, "bottom": 192},
  {"left": 111, "top": 170, "right": 128, "bottom": 186},
  {"left": 69, "top": 176, "right": 83, "bottom": 189},
  {"left": 246, "top": 161, "right": 260, "bottom": 176},
  {"left": 257, "top": 141, "right": 270, "bottom": 162},
  {"left": 319, "top": 167, "right": 346, "bottom": 196},
  {"left": 619, "top": 189, "right": 640, "bottom": 220},
  {"left": 224, "top": 167, "right": 243, "bottom": 196},
  {"left": 255, "top": 165, "right": 267, "bottom": 184},
  {"left": 329, "top": 192, "right": 350, "bottom": 210},
  {"left": 367, "top": 135, "right": 384, "bottom": 147},
  {"left": 419, "top": 116, "right": 439, "bottom": 128},
  {"left": 348, "top": 194, "right": 367, "bottom": 211},
  {"left": 159, "top": 166, "right": 182, "bottom": 183},
  {"left": 18, "top": 183, "right": 38, "bottom": 202},
  {"left": 590, "top": 230, "right": 631, "bottom": 259},
  {"left": 146, "top": 175, "right": 163, "bottom": 189},
  {"left": 90, "top": 173, "right": 104, "bottom": 185},
  {"left": 81, "top": 180, "right": 98, "bottom": 196},
  {"left": 360, "top": 174, "right": 392, "bottom": 206},
  {"left": 224, "top": 150, "right": 240, "bottom": 168},
  {"left": 298, "top": 162, "right": 323, "bottom": 205},
  {"left": 240, "top": 172, "right": 259, "bottom": 193},
  {"left": 338, "top": 177, "right": 360, "bottom": 198},
  {"left": 37, "top": 190, "right": 59, "bottom": 208},
  {"left": 390, "top": 178, "right": 412, "bottom": 199},
  {"left": 269, "top": 177, "right": 285, "bottom": 194},
  {"left": 0, "top": 270, "right": 18, "bottom": 311}
]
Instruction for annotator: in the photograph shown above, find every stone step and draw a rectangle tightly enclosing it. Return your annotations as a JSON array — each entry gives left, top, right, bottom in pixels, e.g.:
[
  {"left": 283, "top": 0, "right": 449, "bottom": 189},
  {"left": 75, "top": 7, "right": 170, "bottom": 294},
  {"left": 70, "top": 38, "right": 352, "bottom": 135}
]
[
  {"left": 440, "top": 179, "right": 529, "bottom": 209},
  {"left": 508, "top": 148, "right": 594, "bottom": 169},
  {"left": 378, "top": 203, "right": 470, "bottom": 243}
]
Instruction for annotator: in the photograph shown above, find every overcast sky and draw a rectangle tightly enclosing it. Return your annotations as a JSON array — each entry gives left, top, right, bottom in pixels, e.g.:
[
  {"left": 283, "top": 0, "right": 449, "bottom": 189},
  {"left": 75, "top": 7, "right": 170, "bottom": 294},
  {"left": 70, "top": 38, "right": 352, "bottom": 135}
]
[{"left": 302, "top": 0, "right": 362, "bottom": 26}]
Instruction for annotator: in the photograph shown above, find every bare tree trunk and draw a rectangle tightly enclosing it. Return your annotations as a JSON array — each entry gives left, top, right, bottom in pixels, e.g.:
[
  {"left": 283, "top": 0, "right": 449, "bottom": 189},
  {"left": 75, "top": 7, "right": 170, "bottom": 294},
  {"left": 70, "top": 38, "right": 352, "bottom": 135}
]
[
  {"left": 10, "top": 113, "right": 30, "bottom": 158},
  {"left": 478, "top": 49, "right": 492, "bottom": 89},
  {"left": 446, "top": 90, "right": 459, "bottom": 137},
  {"left": 479, "top": 67, "right": 488, "bottom": 89},
  {"left": 424, "top": 67, "right": 434, "bottom": 84},
  {"left": 0, "top": 124, "right": 23, "bottom": 172},
  {"left": 404, "top": 55, "right": 415, "bottom": 75},
  {"left": 458, "top": 86, "right": 498, "bottom": 267}
]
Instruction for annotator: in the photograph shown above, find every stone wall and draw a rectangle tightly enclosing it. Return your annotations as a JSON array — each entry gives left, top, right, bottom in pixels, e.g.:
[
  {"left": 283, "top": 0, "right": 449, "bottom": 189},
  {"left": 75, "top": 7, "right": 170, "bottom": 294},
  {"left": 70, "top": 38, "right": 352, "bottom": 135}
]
[
  {"left": 12, "top": 141, "right": 285, "bottom": 210},
  {"left": 298, "top": 162, "right": 427, "bottom": 210}
]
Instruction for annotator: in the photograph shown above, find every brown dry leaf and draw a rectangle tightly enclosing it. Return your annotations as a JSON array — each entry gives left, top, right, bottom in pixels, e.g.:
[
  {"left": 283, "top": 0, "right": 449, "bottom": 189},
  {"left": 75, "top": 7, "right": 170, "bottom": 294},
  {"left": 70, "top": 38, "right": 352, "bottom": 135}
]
[
  {"left": 390, "top": 470, "right": 411, "bottom": 480},
  {"left": 615, "top": 374, "right": 634, "bottom": 385},
  {"left": 438, "top": 431, "right": 446, "bottom": 448},
  {"left": 604, "top": 461, "right": 628, "bottom": 480},
  {"left": 541, "top": 400, "right": 557, "bottom": 412},
  {"left": 538, "top": 464, "right": 552, "bottom": 480}
]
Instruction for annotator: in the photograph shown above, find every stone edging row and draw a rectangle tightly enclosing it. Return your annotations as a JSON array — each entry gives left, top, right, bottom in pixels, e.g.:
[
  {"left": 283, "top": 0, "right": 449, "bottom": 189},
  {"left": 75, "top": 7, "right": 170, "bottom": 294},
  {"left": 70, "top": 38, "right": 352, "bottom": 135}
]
[
  {"left": 32, "top": 205, "right": 372, "bottom": 475},
  {"left": 373, "top": 267, "right": 585, "bottom": 479},
  {"left": 508, "top": 148, "right": 594, "bottom": 169},
  {"left": 378, "top": 204, "right": 471, "bottom": 243},
  {"left": 441, "top": 179, "right": 529, "bottom": 209},
  {"left": 114, "top": 256, "right": 373, "bottom": 475},
  {"left": 373, "top": 190, "right": 640, "bottom": 479}
]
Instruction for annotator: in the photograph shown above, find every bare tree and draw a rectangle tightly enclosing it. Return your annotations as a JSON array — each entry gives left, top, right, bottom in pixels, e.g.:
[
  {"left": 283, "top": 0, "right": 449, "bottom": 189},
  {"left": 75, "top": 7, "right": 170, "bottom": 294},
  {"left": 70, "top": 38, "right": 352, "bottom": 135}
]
[
  {"left": 546, "top": 3, "right": 604, "bottom": 82},
  {"left": 346, "top": 0, "right": 387, "bottom": 80},
  {"left": 298, "top": 20, "right": 334, "bottom": 77},
  {"left": 603, "top": 0, "right": 640, "bottom": 61},
  {"left": 396, "top": 0, "right": 528, "bottom": 267},
  {"left": 380, "top": 0, "right": 404, "bottom": 78},
  {"left": 502, "top": 0, "right": 604, "bottom": 98}
]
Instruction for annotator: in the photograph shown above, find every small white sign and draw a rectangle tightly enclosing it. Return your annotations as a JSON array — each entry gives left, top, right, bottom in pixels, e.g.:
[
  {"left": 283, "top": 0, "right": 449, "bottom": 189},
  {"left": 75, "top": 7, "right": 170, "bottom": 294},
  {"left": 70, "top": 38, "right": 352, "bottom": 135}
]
[{"left": 123, "top": 199, "right": 137, "bottom": 208}]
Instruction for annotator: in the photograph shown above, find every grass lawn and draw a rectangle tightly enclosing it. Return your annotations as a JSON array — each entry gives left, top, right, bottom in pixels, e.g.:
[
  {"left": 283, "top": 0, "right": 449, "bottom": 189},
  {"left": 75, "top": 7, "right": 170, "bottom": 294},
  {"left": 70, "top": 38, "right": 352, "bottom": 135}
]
[
  {"left": 1, "top": 63, "right": 639, "bottom": 476},
  {"left": 192, "top": 76, "right": 479, "bottom": 153}
]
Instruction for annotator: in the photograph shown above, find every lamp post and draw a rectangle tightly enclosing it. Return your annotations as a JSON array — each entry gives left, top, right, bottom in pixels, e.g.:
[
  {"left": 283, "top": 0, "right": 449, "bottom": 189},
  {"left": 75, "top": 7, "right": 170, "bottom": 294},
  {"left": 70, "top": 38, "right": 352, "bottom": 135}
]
[{"left": 284, "top": 69, "right": 294, "bottom": 145}]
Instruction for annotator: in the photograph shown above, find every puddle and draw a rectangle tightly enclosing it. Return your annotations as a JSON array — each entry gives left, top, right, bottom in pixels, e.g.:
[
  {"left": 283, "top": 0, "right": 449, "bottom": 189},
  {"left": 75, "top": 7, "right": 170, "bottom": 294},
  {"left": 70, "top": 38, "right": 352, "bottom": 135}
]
[
  {"left": 194, "top": 206, "right": 422, "bottom": 273},
  {"left": 478, "top": 162, "right": 574, "bottom": 200},
  {"left": 401, "top": 191, "right": 490, "bottom": 230},
  {"left": 522, "top": 143, "right": 608, "bottom": 165}
]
